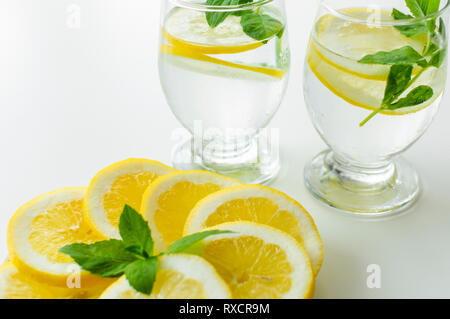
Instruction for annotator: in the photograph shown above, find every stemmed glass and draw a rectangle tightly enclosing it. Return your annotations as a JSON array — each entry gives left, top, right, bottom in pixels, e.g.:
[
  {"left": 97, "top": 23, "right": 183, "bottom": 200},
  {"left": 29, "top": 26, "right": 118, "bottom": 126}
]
[
  {"left": 158, "top": 0, "right": 290, "bottom": 184},
  {"left": 303, "top": 0, "right": 449, "bottom": 216}
]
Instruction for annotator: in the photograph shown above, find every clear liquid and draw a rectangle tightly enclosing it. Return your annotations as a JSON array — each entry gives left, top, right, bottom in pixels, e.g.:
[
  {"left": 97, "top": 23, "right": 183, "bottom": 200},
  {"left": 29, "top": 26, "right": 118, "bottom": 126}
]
[
  {"left": 304, "top": 10, "right": 447, "bottom": 166},
  {"left": 158, "top": 8, "right": 290, "bottom": 141},
  {"left": 304, "top": 62, "right": 443, "bottom": 164}
]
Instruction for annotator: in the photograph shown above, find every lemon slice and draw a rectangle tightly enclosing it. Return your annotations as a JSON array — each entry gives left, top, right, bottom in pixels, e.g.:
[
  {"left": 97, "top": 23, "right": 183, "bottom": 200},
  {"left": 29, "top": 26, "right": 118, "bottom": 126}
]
[
  {"left": 191, "top": 222, "right": 315, "bottom": 299},
  {"left": 100, "top": 254, "right": 231, "bottom": 299},
  {"left": 164, "top": 8, "right": 262, "bottom": 54},
  {"left": 161, "top": 7, "right": 286, "bottom": 79},
  {"left": 0, "top": 262, "right": 118, "bottom": 299},
  {"left": 7, "top": 188, "right": 114, "bottom": 287},
  {"left": 308, "top": 8, "right": 446, "bottom": 114},
  {"left": 84, "top": 159, "right": 175, "bottom": 239},
  {"left": 314, "top": 8, "right": 426, "bottom": 80},
  {"left": 184, "top": 185, "right": 323, "bottom": 275},
  {"left": 141, "top": 171, "right": 241, "bottom": 252},
  {"left": 0, "top": 263, "right": 55, "bottom": 299}
]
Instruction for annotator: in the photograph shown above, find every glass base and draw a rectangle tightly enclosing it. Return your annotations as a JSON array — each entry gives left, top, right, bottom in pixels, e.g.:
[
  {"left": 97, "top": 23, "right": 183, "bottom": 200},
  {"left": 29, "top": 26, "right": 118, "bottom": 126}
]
[
  {"left": 171, "top": 137, "right": 280, "bottom": 185},
  {"left": 304, "top": 150, "right": 421, "bottom": 218}
]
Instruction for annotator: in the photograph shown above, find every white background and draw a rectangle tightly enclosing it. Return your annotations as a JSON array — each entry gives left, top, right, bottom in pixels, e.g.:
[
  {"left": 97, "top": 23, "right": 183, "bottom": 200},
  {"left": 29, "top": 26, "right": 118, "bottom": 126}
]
[{"left": 0, "top": 0, "right": 449, "bottom": 299}]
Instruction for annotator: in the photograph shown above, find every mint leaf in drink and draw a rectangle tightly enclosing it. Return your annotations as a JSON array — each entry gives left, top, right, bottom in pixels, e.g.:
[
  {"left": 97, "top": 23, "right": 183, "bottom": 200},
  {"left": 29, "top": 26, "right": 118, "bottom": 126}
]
[
  {"left": 405, "top": 0, "right": 427, "bottom": 17},
  {"left": 119, "top": 205, "right": 153, "bottom": 257},
  {"left": 125, "top": 258, "right": 158, "bottom": 295},
  {"left": 60, "top": 240, "right": 138, "bottom": 277},
  {"left": 383, "top": 64, "right": 414, "bottom": 104},
  {"left": 392, "top": 8, "right": 428, "bottom": 37},
  {"left": 240, "top": 12, "right": 283, "bottom": 43},
  {"left": 359, "top": 46, "right": 425, "bottom": 65},
  {"left": 387, "top": 85, "right": 434, "bottom": 109},
  {"left": 205, "top": 0, "right": 253, "bottom": 28},
  {"left": 165, "top": 230, "right": 232, "bottom": 254}
]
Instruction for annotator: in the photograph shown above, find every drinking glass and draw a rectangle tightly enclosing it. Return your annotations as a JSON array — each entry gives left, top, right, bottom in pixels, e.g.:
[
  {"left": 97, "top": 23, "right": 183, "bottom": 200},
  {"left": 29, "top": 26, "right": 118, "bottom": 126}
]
[
  {"left": 303, "top": 0, "right": 449, "bottom": 216},
  {"left": 159, "top": 0, "right": 290, "bottom": 184}
]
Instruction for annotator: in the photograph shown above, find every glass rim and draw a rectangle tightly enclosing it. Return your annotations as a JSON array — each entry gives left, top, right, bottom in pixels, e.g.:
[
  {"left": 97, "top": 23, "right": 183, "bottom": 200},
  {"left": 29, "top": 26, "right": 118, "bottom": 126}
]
[
  {"left": 321, "top": 0, "right": 450, "bottom": 26},
  {"left": 169, "top": 0, "right": 274, "bottom": 12}
]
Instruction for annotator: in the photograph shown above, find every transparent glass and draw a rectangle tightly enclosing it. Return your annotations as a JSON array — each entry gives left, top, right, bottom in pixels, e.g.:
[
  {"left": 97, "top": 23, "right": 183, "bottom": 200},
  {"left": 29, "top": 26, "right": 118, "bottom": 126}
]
[
  {"left": 158, "top": 0, "right": 290, "bottom": 184},
  {"left": 303, "top": 0, "right": 450, "bottom": 216}
]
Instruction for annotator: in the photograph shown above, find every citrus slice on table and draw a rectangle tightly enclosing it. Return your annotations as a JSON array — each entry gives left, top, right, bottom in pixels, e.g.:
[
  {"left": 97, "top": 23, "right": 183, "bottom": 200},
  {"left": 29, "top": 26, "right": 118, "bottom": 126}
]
[
  {"left": 84, "top": 159, "right": 175, "bottom": 239},
  {"left": 0, "top": 262, "right": 55, "bottom": 299},
  {"left": 184, "top": 185, "right": 323, "bottom": 275},
  {"left": 308, "top": 8, "right": 446, "bottom": 114},
  {"left": 100, "top": 254, "right": 231, "bottom": 299},
  {"left": 7, "top": 188, "right": 114, "bottom": 287},
  {"left": 191, "top": 222, "right": 315, "bottom": 299},
  {"left": 141, "top": 171, "right": 241, "bottom": 252},
  {"left": 0, "top": 262, "right": 113, "bottom": 299}
]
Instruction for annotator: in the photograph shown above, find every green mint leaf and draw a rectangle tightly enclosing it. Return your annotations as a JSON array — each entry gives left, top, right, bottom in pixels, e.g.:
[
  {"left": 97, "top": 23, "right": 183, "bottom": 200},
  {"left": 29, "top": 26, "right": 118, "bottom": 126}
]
[
  {"left": 119, "top": 205, "right": 153, "bottom": 257},
  {"left": 125, "top": 257, "right": 158, "bottom": 295},
  {"left": 359, "top": 46, "right": 425, "bottom": 65},
  {"left": 205, "top": 0, "right": 253, "bottom": 28},
  {"left": 428, "top": 47, "right": 446, "bottom": 67},
  {"left": 392, "top": 8, "right": 428, "bottom": 37},
  {"left": 60, "top": 240, "right": 138, "bottom": 278},
  {"left": 387, "top": 85, "right": 434, "bottom": 109},
  {"left": 240, "top": 12, "right": 283, "bottom": 42},
  {"left": 165, "top": 230, "right": 232, "bottom": 254},
  {"left": 383, "top": 64, "right": 414, "bottom": 104},
  {"left": 405, "top": 0, "right": 427, "bottom": 17}
]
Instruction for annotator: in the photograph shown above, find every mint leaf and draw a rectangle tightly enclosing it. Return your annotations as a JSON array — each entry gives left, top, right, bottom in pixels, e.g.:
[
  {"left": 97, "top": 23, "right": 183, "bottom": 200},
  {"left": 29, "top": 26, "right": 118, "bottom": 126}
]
[
  {"left": 165, "top": 230, "right": 232, "bottom": 254},
  {"left": 240, "top": 12, "right": 283, "bottom": 42},
  {"left": 383, "top": 64, "right": 414, "bottom": 104},
  {"left": 119, "top": 205, "right": 153, "bottom": 257},
  {"left": 392, "top": 8, "right": 428, "bottom": 37},
  {"left": 60, "top": 240, "right": 138, "bottom": 277},
  {"left": 387, "top": 85, "right": 434, "bottom": 109},
  {"left": 406, "top": 0, "right": 427, "bottom": 17},
  {"left": 205, "top": 0, "right": 253, "bottom": 28},
  {"left": 359, "top": 46, "right": 425, "bottom": 65},
  {"left": 125, "top": 258, "right": 158, "bottom": 295}
]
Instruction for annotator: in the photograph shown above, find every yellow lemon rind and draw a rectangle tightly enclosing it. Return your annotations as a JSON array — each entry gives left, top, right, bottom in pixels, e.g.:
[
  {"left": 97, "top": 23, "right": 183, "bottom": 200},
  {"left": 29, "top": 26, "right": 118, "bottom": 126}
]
[
  {"left": 141, "top": 170, "right": 242, "bottom": 252},
  {"left": 7, "top": 187, "right": 108, "bottom": 287},
  {"left": 84, "top": 158, "right": 176, "bottom": 240}
]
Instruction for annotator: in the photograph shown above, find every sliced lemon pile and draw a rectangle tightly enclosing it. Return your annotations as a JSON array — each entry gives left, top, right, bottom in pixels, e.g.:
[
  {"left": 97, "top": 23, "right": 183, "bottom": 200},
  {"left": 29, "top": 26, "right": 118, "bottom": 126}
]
[
  {"left": 141, "top": 171, "right": 241, "bottom": 252},
  {"left": 84, "top": 159, "right": 175, "bottom": 239},
  {"left": 7, "top": 188, "right": 115, "bottom": 288},
  {"left": 161, "top": 7, "right": 286, "bottom": 79},
  {"left": 185, "top": 185, "right": 323, "bottom": 275},
  {"left": 191, "top": 222, "right": 315, "bottom": 299},
  {"left": 100, "top": 254, "right": 231, "bottom": 299},
  {"left": 308, "top": 8, "right": 446, "bottom": 115}
]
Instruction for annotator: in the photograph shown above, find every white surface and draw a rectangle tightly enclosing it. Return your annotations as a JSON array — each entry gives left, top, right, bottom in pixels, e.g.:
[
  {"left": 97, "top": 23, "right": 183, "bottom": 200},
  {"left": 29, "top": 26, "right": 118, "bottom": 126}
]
[{"left": 0, "top": 0, "right": 449, "bottom": 299}]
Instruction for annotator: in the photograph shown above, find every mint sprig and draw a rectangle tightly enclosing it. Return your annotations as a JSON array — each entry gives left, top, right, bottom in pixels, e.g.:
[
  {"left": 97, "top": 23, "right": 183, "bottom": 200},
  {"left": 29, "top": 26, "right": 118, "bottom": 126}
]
[
  {"left": 205, "top": 0, "right": 284, "bottom": 42},
  {"left": 60, "top": 205, "right": 230, "bottom": 295},
  {"left": 358, "top": 0, "right": 445, "bottom": 127}
]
